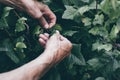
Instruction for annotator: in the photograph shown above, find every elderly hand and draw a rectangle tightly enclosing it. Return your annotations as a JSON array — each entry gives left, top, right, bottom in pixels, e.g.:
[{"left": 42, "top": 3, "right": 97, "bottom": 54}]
[
  {"left": 0, "top": 0, "right": 56, "bottom": 29},
  {"left": 39, "top": 31, "right": 72, "bottom": 64},
  {"left": 0, "top": 31, "right": 71, "bottom": 80}
]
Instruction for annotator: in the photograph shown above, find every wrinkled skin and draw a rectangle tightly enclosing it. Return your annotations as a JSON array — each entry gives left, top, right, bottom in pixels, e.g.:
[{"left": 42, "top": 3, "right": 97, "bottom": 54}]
[
  {"left": 39, "top": 31, "right": 72, "bottom": 64},
  {"left": 0, "top": 0, "right": 56, "bottom": 29},
  {"left": 0, "top": 0, "right": 72, "bottom": 79},
  {"left": 0, "top": 31, "right": 72, "bottom": 80}
]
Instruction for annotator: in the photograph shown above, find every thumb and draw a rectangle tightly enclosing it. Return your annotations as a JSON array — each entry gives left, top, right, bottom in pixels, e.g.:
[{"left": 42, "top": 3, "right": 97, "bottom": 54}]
[
  {"left": 50, "top": 30, "right": 60, "bottom": 40},
  {"left": 53, "top": 30, "right": 60, "bottom": 37}
]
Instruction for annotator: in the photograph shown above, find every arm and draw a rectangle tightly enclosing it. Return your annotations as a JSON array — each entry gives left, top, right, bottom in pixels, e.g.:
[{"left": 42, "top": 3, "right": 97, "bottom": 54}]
[
  {"left": 0, "top": 31, "right": 72, "bottom": 80},
  {"left": 0, "top": 51, "right": 55, "bottom": 80},
  {"left": 0, "top": 0, "right": 56, "bottom": 29}
]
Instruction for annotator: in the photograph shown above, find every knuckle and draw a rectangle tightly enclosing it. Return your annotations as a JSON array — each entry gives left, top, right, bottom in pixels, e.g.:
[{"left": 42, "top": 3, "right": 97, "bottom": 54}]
[
  {"left": 53, "top": 15, "right": 56, "bottom": 20},
  {"left": 33, "top": 13, "right": 42, "bottom": 19},
  {"left": 28, "top": 9, "right": 42, "bottom": 19},
  {"left": 67, "top": 41, "right": 72, "bottom": 50},
  {"left": 43, "top": 5, "right": 49, "bottom": 9},
  {"left": 65, "top": 39, "right": 72, "bottom": 48},
  {"left": 69, "top": 43, "right": 72, "bottom": 48}
]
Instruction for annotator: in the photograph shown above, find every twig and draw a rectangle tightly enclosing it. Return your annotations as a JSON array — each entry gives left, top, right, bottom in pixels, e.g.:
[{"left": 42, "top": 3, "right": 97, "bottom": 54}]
[
  {"left": 14, "top": 10, "right": 21, "bottom": 18},
  {"left": 24, "top": 23, "right": 30, "bottom": 34},
  {"left": 4, "top": 29, "right": 13, "bottom": 41},
  {"left": 96, "top": 0, "right": 98, "bottom": 10},
  {"left": 13, "top": 10, "right": 30, "bottom": 34}
]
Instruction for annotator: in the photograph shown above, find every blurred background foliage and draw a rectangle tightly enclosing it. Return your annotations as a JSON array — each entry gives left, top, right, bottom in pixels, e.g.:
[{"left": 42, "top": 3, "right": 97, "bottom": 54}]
[{"left": 0, "top": 0, "right": 120, "bottom": 80}]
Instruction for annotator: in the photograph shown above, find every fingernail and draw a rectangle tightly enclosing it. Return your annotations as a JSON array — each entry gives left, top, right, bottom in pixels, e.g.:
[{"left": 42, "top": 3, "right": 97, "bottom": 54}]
[
  {"left": 56, "top": 30, "right": 59, "bottom": 34},
  {"left": 44, "top": 24, "right": 49, "bottom": 29}
]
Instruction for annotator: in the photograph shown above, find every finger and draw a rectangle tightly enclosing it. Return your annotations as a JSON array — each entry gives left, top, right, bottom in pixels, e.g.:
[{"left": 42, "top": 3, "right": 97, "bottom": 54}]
[
  {"left": 58, "top": 34, "right": 69, "bottom": 42},
  {"left": 59, "top": 35, "right": 65, "bottom": 41},
  {"left": 49, "top": 30, "right": 60, "bottom": 41},
  {"left": 39, "top": 16, "right": 49, "bottom": 29},
  {"left": 52, "top": 30, "right": 60, "bottom": 38},
  {"left": 59, "top": 36, "right": 72, "bottom": 50},
  {"left": 44, "top": 33, "right": 49, "bottom": 38},
  {"left": 39, "top": 34, "right": 48, "bottom": 41},
  {"left": 25, "top": 1, "right": 43, "bottom": 19},
  {"left": 24, "top": 1, "right": 49, "bottom": 28},
  {"left": 37, "top": 2, "right": 56, "bottom": 28},
  {"left": 43, "top": 11, "right": 56, "bottom": 28},
  {"left": 56, "top": 30, "right": 60, "bottom": 35},
  {"left": 39, "top": 38, "right": 46, "bottom": 46}
]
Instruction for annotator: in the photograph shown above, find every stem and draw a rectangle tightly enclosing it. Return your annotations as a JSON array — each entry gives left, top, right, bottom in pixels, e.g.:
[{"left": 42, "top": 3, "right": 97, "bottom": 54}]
[
  {"left": 4, "top": 29, "right": 13, "bottom": 41},
  {"left": 14, "top": 10, "right": 30, "bottom": 34},
  {"left": 96, "top": 0, "right": 98, "bottom": 12}
]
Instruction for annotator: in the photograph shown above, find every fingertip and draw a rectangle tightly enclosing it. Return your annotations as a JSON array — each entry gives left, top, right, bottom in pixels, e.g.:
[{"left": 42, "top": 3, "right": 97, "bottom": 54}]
[
  {"left": 44, "top": 24, "right": 49, "bottom": 29},
  {"left": 39, "top": 38, "right": 46, "bottom": 46},
  {"left": 51, "top": 30, "right": 60, "bottom": 39},
  {"left": 39, "top": 38, "right": 43, "bottom": 43},
  {"left": 39, "top": 34, "right": 42, "bottom": 38},
  {"left": 56, "top": 30, "right": 60, "bottom": 34},
  {"left": 49, "top": 16, "right": 56, "bottom": 28},
  {"left": 44, "top": 33, "right": 49, "bottom": 38},
  {"left": 39, "top": 16, "right": 49, "bottom": 29},
  {"left": 49, "top": 22, "right": 55, "bottom": 28}
]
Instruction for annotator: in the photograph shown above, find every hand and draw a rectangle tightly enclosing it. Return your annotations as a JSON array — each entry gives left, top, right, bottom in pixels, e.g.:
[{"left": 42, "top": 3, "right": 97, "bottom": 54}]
[
  {"left": 39, "top": 31, "right": 72, "bottom": 64},
  {"left": 1, "top": 0, "right": 56, "bottom": 29}
]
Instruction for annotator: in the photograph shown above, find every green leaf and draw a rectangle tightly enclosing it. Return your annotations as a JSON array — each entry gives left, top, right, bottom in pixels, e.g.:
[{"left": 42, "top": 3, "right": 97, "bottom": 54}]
[
  {"left": 62, "top": 5, "right": 89, "bottom": 21},
  {"left": 111, "top": 0, "right": 117, "bottom": 10},
  {"left": 63, "top": 30, "right": 77, "bottom": 36},
  {"left": 3, "top": 39, "right": 20, "bottom": 63},
  {"left": 89, "top": 26, "right": 108, "bottom": 38},
  {"left": 117, "top": 18, "right": 120, "bottom": 26},
  {"left": 93, "top": 14, "right": 104, "bottom": 26},
  {"left": 0, "top": 18, "right": 9, "bottom": 29},
  {"left": 62, "top": 0, "right": 89, "bottom": 6},
  {"left": 62, "top": 5, "right": 77, "bottom": 20},
  {"left": 2, "top": 7, "right": 13, "bottom": 18},
  {"left": 18, "top": 52, "right": 26, "bottom": 59},
  {"left": 1, "top": 0, "right": 120, "bottom": 79},
  {"left": 16, "top": 42, "right": 27, "bottom": 49},
  {"left": 0, "top": 7, "right": 13, "bottom": 29},
  {"left": 15, "top": 17, "right": 27, "bottom": 32},
  {"left": 100, "top": 0, "right": 120, "bottom": 19},
  {"left": 78, "top": 5, "right": 89, "bottom": 15},
  {"left": 47, "top": 68, "right": 61, "bottom": 80},
  {"left": 71, "top": 44, "right": 86, "bottom": 65},
  {"left": 109, "top": 25, "right": 120, "bottom": 40},
  {"left": 68, "top": 53, "right": 85, "bottom": 66},
  {"left": 16, "top": 36, "right": 25, "bottom": 42},
  {"left": 87, "top": 58, "right": 103, "bottom": 70},
  {"left": 89, "top": 1, "right": 101, "bottom": 9},
  {"left": 113, "top": 59, "right": 120, "bottom": 71},
  {"left": 95, "top": 77, "right": 105, "bottom": 80},
  {"left": 100, "top": 0, "right": 112, "bottom": 15},
  {"left": 82, "top": 17, "right": 91, "bottom": 26},
  {"left": 64, "top": 44, "right": 85, "bottom": 72},
  {"left": 15, "top": 48, "right": 26, "bottom": 59},
  {"left": 33, "top": 25, "right": 41, "bottom": 35},
  {"left": 92, "top": 41, "right": 112, "bottom": 51},
  {"left": 81, "top": 0, "right": 89, "bottom": 3},
  {"left": 53, "top": 24, "right": 62, "bottom": 31}
]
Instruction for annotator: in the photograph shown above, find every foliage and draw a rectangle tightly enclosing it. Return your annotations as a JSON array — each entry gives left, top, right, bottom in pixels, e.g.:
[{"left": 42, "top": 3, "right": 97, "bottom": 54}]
[{"left": 0, "top": 0, "right": 120, "bottom": 80}]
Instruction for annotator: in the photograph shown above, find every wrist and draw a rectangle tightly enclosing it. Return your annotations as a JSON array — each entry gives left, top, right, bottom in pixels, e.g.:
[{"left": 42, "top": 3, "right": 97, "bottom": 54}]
[
  {"left": 19, "top": 52, "right": 54, "bottom": 80},
  {"left": 41, "top": 48, "right": 59, "bottom": 65}
]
